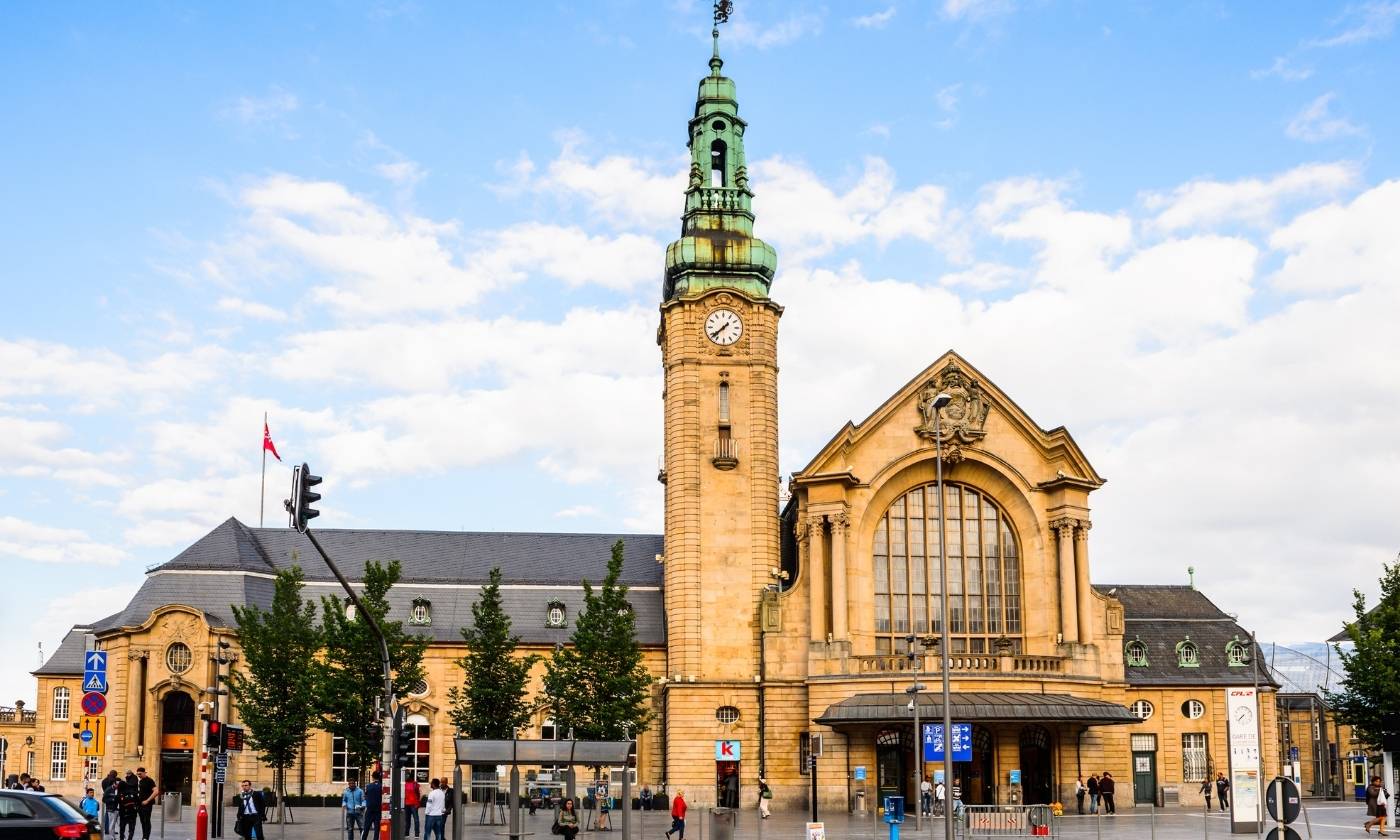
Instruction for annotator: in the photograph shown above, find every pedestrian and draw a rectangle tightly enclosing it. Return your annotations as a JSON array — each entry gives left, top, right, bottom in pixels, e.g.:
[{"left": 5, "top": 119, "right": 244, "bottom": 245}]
[
  {"left": 758, "top": 777, "right": 773, "bottom": 819},
  {"left": 362, "top": 772, "right": 383, "bottom": 840},
  {"left": 1075, "top": 776, "right": 1086, "bottom": 814},
  {"left": 1215, "top": 772, "right": 1230, "bottom": 812},
  {"left": 951, "top": 778, "right": 963, "bottom": 817},
  {"left": 3, "top": 774, "right": 18, "bottom": 789},
  {"left": 1099, "top": 772, "right": 1116, "bottom": 815},
  {"left": 1199, "top": 776, "right": 1212, "bottom": 810},
  {"left": 640, "top": 786, "right": 653, "bottom": 811},
  {"left": 723, "top": 768, "right": 739, "bottom": 809},
  {"left": 117, "top": 774, "right": 140, "bottom": 840},
  {"left": 343, "top": 779, "right": 366, "bottom": 840},
  {"left": 102, "top": 770, "right": 121, "bottom": 837},
  {"left": 920, "top": 775, "right": 933, "bottom": 817},
  {"left": 234, "top": 780, "right": 266, "bottom": 840},
  {"left": 554, "top": 798, "right": 580, "bottom": 840},
  {"left": 1364, "top": 775, "right": 1390, "bottom": 836},
  {"left": 404, "top": 775, "right": 422, "bottom": 837},
  {"left": 423, "top": 777, "right": 447, "bottom": 840},
  {"left": 81, "top": 787, "right": 102, "bottom": 822},
  {"left": 1087, "top": 773, "right": 1100, "bottom": 814},
  {"left": 665, "top": 789, "right": 686, "bottom": 840},
  {"left": 134, "top": 767, "right": 157, "bottom": 840},
  {"left": 934, "top": 779, "right": 946, "bottom": 817}
]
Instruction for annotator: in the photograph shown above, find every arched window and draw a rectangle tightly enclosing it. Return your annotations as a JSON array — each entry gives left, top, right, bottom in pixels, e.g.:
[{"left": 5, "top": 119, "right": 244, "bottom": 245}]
[
  {"left": 409, "top": 599, "right": 431, "bottom": 626},
  {"left": 873, "top": 482, "right": 1022, "bottom": 654},
  {"left": 1176, "top": 638, "right": 1200, "bottom": 668},
  {"left": 546, "top": 602, "right": 566, "bottom": 628},
  {"left": 52, "top": 687, "right": 70, "bottom": 721},
  {"left": 710, "top": 139, "right": 727, "bottom": 187},
  {"left": 1125, "top": 638, "right": 1149, "bottom": 667},
  {"left": 165, "top": 642, "right": 192, "bottom": 674},
  {"left": 1225, "top": 637, "right": 1251, "bottom": 667}
]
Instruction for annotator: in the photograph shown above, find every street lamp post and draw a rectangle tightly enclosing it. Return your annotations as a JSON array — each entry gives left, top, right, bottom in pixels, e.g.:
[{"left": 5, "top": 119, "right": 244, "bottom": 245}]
[
  {"left": 931, "top": 391, "right": 955, "bottom": 840},
  {"left": 906, "top": 636, "right": 936, "bottom": 831}
]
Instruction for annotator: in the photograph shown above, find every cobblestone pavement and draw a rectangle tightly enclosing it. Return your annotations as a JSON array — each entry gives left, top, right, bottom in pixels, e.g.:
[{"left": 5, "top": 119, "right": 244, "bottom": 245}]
[{"left": 148, "top": 801, "right": 1376, "bottom": 840}]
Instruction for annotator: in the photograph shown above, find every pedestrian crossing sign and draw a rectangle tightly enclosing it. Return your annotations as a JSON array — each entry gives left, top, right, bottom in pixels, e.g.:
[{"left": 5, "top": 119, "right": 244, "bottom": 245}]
[{"left": 82, "top": 672, "right": 107, "bottom": 693}]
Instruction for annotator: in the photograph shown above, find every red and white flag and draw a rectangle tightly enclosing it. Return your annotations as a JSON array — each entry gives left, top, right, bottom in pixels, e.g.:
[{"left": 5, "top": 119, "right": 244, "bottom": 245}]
[{"left": 263, "top": 420, "right": 282, "bottom": 462}]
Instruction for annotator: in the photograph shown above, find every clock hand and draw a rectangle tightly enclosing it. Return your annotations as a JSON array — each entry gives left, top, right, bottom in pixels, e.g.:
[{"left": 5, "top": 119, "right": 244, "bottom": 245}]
[{"left": 710, "top": 326, "right": 725, "bottom": 339}]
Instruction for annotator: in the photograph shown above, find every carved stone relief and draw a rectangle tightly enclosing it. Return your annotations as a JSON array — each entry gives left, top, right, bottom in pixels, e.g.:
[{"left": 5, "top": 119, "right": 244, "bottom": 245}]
[{"left": 915, "top": 360, "right": 991, "bottom": 447}]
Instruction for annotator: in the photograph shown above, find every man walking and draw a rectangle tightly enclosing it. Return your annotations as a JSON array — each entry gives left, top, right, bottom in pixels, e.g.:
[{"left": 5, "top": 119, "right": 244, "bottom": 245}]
[
  {"left": 423, "top": 778, "right": 447, "bottom": 840},
  {"left": 362, "top": 772, "right": 383, "bottom": 840},
  {"left": 403, "top": 775, "right": 421, "bottom": 838},
  {"left": 1087, "top": 773, "right": 1100, "bottom": 814},
  {"left": 342, "top": 778, "right": 366, "bottom": 840},
  {"left": 1099, "top": 772, "right": 1116, "bottom": 815},
  {"left": 234, "top": 780, "right": 267, "bottom": 840},
  {"left": 665, "top": 789, "right": 687, "bottom": 840},
  {"left": 134, "top": 768, "right": 158, "bottom": 840},
  {"left": 920, "top": 775, "right": 933, "bottom": 817},
  {"left": 1215, "top": 772, "right": 1230, "bottom": 811}
]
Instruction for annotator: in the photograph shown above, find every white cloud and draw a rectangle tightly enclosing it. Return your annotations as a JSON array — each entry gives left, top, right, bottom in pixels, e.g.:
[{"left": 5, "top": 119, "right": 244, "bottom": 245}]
[
  {"left": 0, "top": 339, "right": 228, "bottom": 406},
  {"left": 1269, "top": 179, "right": 1400, "bottom": 293},
  {"left": 220, "top": 87, "right": 299, "bottom": 125},
  {"left": 935, "top": 83, "right": 961, "bottom": 129},
  {"left": 1308, "top": 1, "right": 1400, "bottom": 47},
  {"left": 0, "top": 516, "right": 127, "bottom": 565},
  {"left": 1286, "top": 93, "right": 1364, "bottom": 142},
  {"left": 1251, "top": 56, "right": 1314, "bottom": 81},
  {"left": 0, "top": 416, "right": 127, "bottom": 486},
  {"left": 725, "top": 11, "right": 825, "bottom": 49},
  {"left": 852, "top": 7, "right": 897, "bottom": 29},
  {"left": 939, "top": 262, "right": 1018, "bottom": 290},
  {"left": 217, "top": 296, "right": 288, "bottom": 321},
  {"left": 554, "top": 505, "right": 599, "bottom": 519},
  {"left": 942, "top": 0, "right": 1015, "bottom": 22},
  {"left": 507, "top": 135, "right": 685, "bottom": 230},
  {"left": 1143, "top": 161, "right": 1359, "bottom": 232},
  {"left": 376, "top": 161, "right": 427, "bottom": 187}
]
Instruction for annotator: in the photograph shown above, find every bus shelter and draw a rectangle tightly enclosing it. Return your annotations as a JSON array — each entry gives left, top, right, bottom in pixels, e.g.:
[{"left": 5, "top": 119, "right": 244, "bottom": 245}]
[{"left": 452, "top": 739, "right": 633, "bottom": 840}]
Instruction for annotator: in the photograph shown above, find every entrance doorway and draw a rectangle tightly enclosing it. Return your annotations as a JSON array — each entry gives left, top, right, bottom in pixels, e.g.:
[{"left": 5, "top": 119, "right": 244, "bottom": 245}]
[
  {"left": 952, "top": 726, "right": 996, "bottom": 805},
  {"left": 715, "top": 761, "right": 739, "bottom": 808},
  {"left": 1131, "top": 734, "right": 1158, "bottom": 805},
  {"left": 160, "top": 692, "right": 196, "bottom": 804},
  {"left": 160, "top": 753, "right": 194, "bottom": 805},
  {"left": 875, "top": 729, "right": 908, "bottom": 803},
  {"left": 1018, "top": 726, "right": 1053, "bottom": 805}
]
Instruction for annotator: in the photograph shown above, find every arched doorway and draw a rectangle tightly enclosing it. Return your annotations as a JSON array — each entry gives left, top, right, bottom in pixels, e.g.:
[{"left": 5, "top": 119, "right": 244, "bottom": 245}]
[
  {"left": 1018, "top": 726, "right": 1053, "bottom": 805},
  {"left": 159, "top": 691, "right": 195, "bottom": 805},
  {"left": 875, "top": 728, "right": 909, "bottom": 804},
  {"left": 953, "top": 726, "right": 996, "bottom": 805}
]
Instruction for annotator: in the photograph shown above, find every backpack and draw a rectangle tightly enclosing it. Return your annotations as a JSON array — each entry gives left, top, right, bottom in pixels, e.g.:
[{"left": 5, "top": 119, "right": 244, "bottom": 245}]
[{"left": 119, "top": 786, "right": 140, "bottom": 816}]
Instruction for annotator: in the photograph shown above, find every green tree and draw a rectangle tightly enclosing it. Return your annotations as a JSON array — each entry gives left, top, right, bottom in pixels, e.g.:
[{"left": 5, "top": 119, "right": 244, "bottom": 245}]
[
  {"left": 448, "top": 567, "right": 539, "bottom": 738},
  {"left": 316, "top": 559, "right": 429, "bottom": 775},
  {"left": 1326, "top": 557, "right": 1400, "bottom": 747},
  {"left": 229, "top": 566, "right": 320, "bottom": 824},
  {"left": 542, "top": 540, "right": 653, "bottom": 741}
]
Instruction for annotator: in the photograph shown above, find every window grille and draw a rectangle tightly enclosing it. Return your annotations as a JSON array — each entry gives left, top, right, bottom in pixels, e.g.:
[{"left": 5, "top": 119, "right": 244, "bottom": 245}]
[
  {"left": 1182, "top": 733, "right": 1209, "bottom": 783},
  {"left": 1125, "top": 639, "right": 1149, "bottom": 667},
  {"left": 166, "top": 643, "right": 193, "bottom": 674},
  {"left": 1130, "top": 733, "right": 1157, "bottom": 752},
  {"left": 409, "top": 600, "right": 431, "bottom": 626},
  {"left": 716, "top": 706, "right": 740, "bottom": 724},
  {"left": 798, "top": 733, "right": 811, "bottom": 776}
]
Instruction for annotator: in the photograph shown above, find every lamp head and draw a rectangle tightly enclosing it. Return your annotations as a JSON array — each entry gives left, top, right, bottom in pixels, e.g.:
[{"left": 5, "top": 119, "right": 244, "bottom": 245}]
[{"left": 932, "top": 392, "right": 953, "bottom": 410}]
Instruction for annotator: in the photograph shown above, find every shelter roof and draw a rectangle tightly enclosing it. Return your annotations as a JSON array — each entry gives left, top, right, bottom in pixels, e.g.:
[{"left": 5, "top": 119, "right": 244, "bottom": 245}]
[{"left": 814, "top": 691, "right": 1137, "bottom": 726}]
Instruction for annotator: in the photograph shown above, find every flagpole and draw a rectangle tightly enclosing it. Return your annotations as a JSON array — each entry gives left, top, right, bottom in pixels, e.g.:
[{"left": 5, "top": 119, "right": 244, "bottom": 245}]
[{"left": 260, "top": 411, "right": 267, "bottom": 528}]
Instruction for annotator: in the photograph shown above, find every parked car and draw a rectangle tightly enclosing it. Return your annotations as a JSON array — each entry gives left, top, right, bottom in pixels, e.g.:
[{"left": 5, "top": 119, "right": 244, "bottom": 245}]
[{"left": 0, "top": 790, "right": 101, "bottom": 840}]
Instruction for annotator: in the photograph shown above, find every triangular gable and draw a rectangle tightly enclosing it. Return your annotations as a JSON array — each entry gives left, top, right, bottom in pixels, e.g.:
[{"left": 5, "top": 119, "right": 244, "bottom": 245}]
[{"left": 795, "top": 349, "right": 1104, "bottom": 486}]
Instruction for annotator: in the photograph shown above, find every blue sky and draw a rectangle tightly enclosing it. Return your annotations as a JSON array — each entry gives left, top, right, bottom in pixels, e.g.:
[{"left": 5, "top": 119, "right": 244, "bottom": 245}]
[{"left": 3, "top": 0, "right": 1399, "bottom": 703}]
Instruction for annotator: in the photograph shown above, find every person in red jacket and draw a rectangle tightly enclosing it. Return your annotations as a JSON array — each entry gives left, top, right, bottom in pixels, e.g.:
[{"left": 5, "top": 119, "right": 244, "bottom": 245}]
[
  {"left": 403, "top": 776, "right": 422, "bottom": 838},
  {"left": 665, "top": 790, "right": 687, "bottom": 840}
]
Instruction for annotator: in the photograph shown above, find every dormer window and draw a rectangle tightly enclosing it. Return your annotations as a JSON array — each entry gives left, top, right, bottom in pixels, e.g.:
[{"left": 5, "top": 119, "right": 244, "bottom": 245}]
[
  {"left": 546, "top": 602, "right": 566, "bottom": 629},
  {"left": 1176, "top": 637, "right": 1200, "bottom": 668},
  {"left": 1125, "top": 638, "right": 1148, "bottom": 667},
  {"left": 710, "top": 140, "right": 727, "bottom": 187},
  {"left": 409, "top": 599, "right": 431, "bottom": 626},
  {"left": 1226, "top": 637, "right": 1251, "bottom": 667}
]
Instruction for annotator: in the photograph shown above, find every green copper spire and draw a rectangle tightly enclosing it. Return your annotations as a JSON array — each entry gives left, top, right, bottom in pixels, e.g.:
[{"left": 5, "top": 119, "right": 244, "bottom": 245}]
[{"left": 663, "top": 25, "right": 777, "bottom": 302}]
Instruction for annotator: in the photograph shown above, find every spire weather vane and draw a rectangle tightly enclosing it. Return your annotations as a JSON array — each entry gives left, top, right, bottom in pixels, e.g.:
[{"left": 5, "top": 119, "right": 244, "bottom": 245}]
[{"left": 714, "top": 0, "right": 732, "bottom": 26}]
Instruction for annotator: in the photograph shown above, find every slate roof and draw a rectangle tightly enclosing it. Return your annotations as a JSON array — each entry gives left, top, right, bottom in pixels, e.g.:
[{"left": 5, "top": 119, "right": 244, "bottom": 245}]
[
  {"left": 32, "top": 626, "right": 95, "bottom": 676},
  {"left": 78, "top": 518, "right": 667, "bottom": 648},
  {"left": 815, "top": 692, "right": 1138, "bottom": 726},
  {"left": 1097, "top": 584, "right": 1280, "bottom": 688}
]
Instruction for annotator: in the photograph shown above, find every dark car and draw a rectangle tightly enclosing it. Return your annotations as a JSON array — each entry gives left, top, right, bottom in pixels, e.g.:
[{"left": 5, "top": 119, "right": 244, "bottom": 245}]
[{"left": 0, "top": 790, "right": 101, "bottom": 840}]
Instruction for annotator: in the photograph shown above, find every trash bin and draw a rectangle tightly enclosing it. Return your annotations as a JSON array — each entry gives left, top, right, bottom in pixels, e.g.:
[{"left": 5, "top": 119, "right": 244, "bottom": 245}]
[
  {"left": 710, "top": 807, "right": 735, "bottom": 840},
  {"left": 162, "top": 792, "right": 182, "bottom": 822},
  {"left": 854, "top": 788, "right": 867, "bottom": 815}
]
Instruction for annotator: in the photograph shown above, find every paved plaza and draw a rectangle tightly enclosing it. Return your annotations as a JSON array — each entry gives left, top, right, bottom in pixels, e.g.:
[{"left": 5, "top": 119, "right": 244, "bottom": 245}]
[{"left": 147, "top": 801, "right": 1377, "bottom": 840}]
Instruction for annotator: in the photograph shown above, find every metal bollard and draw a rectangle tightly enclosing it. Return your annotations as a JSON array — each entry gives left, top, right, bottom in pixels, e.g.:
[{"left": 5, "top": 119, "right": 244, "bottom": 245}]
[
  {"left": 1095, "top": 806, "right": 1102, "bottom": 840},
  {"left": 1150, "top": 803, "right": 1156, "bottom": 840}
]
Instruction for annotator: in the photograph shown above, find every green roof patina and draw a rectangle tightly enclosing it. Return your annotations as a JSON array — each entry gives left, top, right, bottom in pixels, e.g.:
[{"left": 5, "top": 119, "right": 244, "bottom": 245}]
[{"left": 663, "top": 28, "right": 777, "bottom": 302}]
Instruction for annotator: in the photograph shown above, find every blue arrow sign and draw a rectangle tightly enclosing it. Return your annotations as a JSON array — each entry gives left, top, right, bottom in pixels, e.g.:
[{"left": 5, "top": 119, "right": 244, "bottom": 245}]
[
  {"left": 85, "top": 651, "right": 107, "bottom": 672},
  {"left": 923, "top": 723, "right": 972, "bottom": 762}
]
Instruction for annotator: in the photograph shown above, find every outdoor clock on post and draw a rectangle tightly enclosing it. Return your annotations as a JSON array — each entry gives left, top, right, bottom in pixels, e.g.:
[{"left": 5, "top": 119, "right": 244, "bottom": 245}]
[{"left": 705, "top": 308, "right": 743, "bottom": 345}]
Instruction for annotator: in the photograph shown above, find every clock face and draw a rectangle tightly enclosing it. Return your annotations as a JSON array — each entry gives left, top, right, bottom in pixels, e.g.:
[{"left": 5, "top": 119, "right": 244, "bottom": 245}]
[
  {"left": 1234, "top": 706, "right": 1253, "bottom": 725},
  {"left": 704, "top": 308, "right": 743, "bottom": 345}
]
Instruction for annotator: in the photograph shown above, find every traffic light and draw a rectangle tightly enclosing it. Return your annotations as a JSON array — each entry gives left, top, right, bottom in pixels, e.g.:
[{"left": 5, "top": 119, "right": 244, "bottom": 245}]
[
  {"left": 393, "top": 724, "right": 414, "bottom": 769},
  {"left": 206, "top": 720, "right": 222, "bottom": 748},
  {"left": 285, "top": 462, "right": 322, "bottom": 533}
]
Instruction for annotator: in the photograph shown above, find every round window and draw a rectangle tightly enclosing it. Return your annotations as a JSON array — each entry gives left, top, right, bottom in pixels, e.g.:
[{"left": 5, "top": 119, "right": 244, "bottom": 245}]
[
  {"left": 165, "top": 642, "right": 193, "bottom": 674},
  {"left": 547, "top": 606, "right": 566, "bottom": 628},
  {"left": 712, "top": 120, "right": 727, "bottom": 131},
  {"left": 1129, "top": 699, "right": 1154, "bottom": 721},
  {"left": 407, "top": 679, "right": 429, "bottom": 697},
  {"left": 1181, "top": 699, "right": 1206, "bottom": 719},
  {"left": 716, "top": 706, "right": 740, "bottom": 724}
]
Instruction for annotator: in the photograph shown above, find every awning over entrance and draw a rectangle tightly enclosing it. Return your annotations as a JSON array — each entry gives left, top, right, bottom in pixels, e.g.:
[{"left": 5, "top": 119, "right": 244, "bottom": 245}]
[{"left": 814, "top": 691, "right": 1139, "bottom": 726}]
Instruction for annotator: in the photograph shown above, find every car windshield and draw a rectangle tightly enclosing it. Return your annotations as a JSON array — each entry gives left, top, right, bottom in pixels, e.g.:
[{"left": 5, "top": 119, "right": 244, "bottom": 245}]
[{"left": 47, "top": 795, "right": 88, "bottom": 821}]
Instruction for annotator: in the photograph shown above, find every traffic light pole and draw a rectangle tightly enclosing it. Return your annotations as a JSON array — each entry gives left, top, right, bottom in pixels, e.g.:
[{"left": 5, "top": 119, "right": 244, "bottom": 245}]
[{"left": 301, "top": 527, "right": 400, "bottom": 840}]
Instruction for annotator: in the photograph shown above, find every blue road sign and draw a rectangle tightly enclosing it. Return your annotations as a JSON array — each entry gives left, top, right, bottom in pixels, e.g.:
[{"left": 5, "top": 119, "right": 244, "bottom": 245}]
[
  {"left": 922, "top": 723, "right": 972, "bottom": 762},
  {"left": 80, "top": 729, "right": 94, "bottom": 743},
  {"left": 854, "top": 766, "right": 866, "bottom": 781},
  {"left": 82, "top": 672, "right": 108, "bottom": 693},
  {"left": 85, "top": 651, "right": 108, "bottom": 672}
]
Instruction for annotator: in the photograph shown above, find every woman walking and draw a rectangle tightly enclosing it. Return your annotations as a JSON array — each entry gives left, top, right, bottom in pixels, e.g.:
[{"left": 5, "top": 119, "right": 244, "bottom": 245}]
[
  {"left": 757, "top": 778, "right": 773, "bottom": 819},
  {"left": 1364, "top": 775, "right": 1389, "bottom": 836},
  {"left": 1199, "top": 777, "right": 1212, "bottom": 811}
]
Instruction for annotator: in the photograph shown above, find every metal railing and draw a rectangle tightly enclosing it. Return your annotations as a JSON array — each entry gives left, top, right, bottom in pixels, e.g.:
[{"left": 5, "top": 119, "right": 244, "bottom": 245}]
[{"left": 957, "top": 805, "right": 1056, "bottom": 838}]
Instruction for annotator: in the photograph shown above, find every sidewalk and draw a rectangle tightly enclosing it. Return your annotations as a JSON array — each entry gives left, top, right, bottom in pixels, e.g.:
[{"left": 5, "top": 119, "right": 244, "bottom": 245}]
[{"left": 148, "top": 800, "right": 1376, "bottom": 840}]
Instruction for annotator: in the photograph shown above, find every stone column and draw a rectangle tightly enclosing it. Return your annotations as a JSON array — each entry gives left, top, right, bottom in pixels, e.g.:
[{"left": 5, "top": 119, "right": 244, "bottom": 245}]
[
  {"left": 1074, "top": 521, "right": 1093, "bottom": 644},
  {"left": 804, "top": 516, "right": 827, "bottom": 641},
  {"left": 1052, "top": 518, "right": 1078, "bottom": 643},
  {"left": 829, "top": 511, "right": 849, "bottom": 640}
]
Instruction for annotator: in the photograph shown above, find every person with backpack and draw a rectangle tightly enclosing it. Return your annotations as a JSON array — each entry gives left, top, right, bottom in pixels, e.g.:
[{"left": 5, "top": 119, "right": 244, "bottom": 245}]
[
  {"left": 102, "top": 770, "right": 121, "bottom": 837},
  {"left": 117, "top": 773, "right": 140, "bottom": 840}
]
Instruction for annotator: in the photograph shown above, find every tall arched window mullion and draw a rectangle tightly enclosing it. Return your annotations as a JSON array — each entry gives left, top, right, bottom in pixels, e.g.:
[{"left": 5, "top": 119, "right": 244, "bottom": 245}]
[{"left": 874, "top": 482, "right": 1022, "bottom": 654}]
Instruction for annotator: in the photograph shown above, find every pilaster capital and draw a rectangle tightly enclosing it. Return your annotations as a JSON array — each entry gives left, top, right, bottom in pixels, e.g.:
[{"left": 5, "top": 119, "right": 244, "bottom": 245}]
[
  {"left": 1075, "top": 520, "right": 1092, "bottom": 541},
  {"left": 829, "top": 510, "right": 850, "bottom": 533},
  {"left": 1049, "top": 516, "right": 1077, "bottom": 535},
  {"left": 793, "top": 518, "right": 810, "bottom": 545}
]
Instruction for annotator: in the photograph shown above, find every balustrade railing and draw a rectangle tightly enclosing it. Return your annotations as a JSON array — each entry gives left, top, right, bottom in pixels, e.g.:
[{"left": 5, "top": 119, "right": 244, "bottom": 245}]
[{"left": 851, "top": 652, "right": 1063, "bottom": 676}]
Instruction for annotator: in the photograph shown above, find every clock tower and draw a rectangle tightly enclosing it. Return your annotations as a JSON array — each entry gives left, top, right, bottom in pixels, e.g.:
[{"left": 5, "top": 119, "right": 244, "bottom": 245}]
[{"left": 659, "top": 26, "right": 781, "bottom": 791}]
